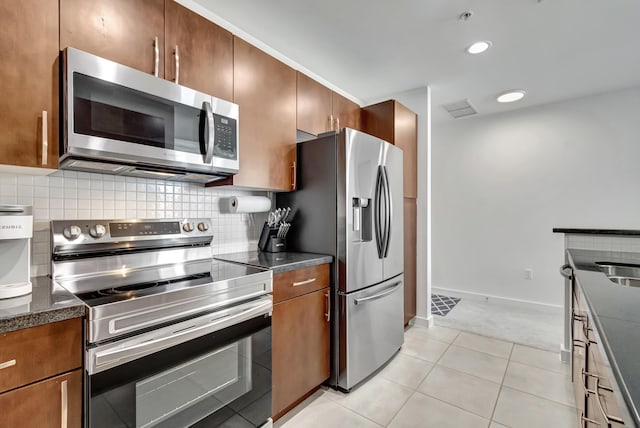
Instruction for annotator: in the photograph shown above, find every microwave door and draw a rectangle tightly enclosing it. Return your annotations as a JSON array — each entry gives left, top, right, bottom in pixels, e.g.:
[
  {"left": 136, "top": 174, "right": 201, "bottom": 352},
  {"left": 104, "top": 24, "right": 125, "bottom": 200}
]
[{"left": 62, "top": 48, "right": 239, "bottom": 177}]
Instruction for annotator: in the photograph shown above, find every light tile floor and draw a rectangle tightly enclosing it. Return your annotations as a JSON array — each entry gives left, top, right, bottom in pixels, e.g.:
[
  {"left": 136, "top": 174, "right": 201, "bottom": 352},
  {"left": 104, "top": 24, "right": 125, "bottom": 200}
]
[{"left": 275, "top": 325, "right": 577, "bottom": 428}]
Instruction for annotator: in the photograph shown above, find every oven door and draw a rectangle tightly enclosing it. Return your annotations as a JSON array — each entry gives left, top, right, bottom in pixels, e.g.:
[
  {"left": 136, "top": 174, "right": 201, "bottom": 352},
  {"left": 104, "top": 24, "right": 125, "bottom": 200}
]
[
  {"left": 62, "top": 47, "right": 239, "bottom": 175},
  {"left": 87, "top": 299, "right": 272, "bottom": 428}
]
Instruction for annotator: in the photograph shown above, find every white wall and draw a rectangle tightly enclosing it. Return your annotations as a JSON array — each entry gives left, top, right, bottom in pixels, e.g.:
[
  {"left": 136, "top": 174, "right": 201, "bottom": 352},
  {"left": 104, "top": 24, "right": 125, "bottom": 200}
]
[{"left": 432, "top": 85, "right": 640, "bottom": 307}]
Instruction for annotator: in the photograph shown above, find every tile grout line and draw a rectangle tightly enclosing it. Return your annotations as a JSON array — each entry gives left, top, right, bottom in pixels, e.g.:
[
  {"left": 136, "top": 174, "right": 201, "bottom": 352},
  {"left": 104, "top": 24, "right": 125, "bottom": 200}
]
[{"left": 488, "top": 341, "right": 515, "bottom": 425}]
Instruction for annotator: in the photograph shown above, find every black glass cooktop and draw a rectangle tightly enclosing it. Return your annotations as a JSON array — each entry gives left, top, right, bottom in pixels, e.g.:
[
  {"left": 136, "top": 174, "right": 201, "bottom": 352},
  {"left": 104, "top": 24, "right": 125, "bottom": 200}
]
[{"left": 65, "top": 260, "right": 267, "bottom": 307}]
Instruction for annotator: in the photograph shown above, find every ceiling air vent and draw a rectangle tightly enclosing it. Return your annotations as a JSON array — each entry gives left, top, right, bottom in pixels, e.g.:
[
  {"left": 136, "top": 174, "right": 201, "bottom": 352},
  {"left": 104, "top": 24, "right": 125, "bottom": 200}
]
[{"left": 442, "top": 99, "right": 478, "bottom": 119}]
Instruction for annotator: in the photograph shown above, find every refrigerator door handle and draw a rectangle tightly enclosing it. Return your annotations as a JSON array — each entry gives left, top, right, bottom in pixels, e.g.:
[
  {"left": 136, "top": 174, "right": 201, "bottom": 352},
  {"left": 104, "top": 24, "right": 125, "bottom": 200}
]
[
  {"left": 354, "top": 281, "right": 402, "bottom": 304},
  {"left": 382, "top": 165, "right": 392, "bottom": 258},
  {"left": 374, "top": 166, "right": 384, "bottom": 258}
]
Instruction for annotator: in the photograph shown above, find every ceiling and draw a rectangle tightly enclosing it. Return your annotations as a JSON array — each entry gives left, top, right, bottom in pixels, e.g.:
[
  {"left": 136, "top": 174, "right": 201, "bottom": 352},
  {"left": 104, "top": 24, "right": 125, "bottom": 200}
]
[{"left": 193, "top": 0, "right": 640, "bottom": 123}]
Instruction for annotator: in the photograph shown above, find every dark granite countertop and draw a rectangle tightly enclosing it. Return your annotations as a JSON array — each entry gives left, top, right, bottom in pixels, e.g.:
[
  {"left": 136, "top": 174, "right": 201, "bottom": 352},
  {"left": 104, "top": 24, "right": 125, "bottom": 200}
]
[
  {"left": 0, "top": 276, "right": 85, "bottom": 334},
  {"left": 215, "top": 251, "right": 332, "bottom": 274},
  {"left": 568, "top": 249, "right": 640, "bottom": 426},
  {"left": 554, "top": 228, "right": 640, "bottom": 235}
]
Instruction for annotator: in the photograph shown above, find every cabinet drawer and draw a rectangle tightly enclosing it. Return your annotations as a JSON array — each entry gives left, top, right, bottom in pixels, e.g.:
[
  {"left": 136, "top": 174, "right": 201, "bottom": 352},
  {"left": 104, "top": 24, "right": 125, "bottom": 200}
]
[
  {"left": 0, "top": 369, "right": 82, "bottom": 428},
  {"left": 0, "top": 318, "right": 82, "bottom": 394},
  {"left": 273, "top": 264, "right": 330, "bottom": 304}
]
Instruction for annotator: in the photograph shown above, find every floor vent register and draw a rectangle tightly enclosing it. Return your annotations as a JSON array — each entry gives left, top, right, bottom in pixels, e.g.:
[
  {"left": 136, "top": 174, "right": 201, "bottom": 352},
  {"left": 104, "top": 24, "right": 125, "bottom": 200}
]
[{"left": 431, "top": 294, "right": 461, "bottom": 316}]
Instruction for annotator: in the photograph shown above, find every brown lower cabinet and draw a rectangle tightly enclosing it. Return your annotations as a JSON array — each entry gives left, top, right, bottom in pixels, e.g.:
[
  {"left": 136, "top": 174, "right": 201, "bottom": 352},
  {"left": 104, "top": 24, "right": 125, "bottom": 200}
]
[
  {"left": 272, "top": 264, "right": 331, "bottom": 420},
  {"left": 572, "top": 284, "right": 625, "bottom": 427},
  {"left": 0, "top": 370, "right": 82, "bottom": 428},
  {"left": 0, "top": 318, "right": 83, "bottom": 427}
]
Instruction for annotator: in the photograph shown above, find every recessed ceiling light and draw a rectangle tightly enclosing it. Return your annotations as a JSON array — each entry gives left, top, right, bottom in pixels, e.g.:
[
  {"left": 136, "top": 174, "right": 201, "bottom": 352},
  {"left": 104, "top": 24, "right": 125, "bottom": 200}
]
[
  {"left": 497, "top": 90, "right": 526, "bottom": 103},
  {"left": 466, "top": 41, "right": 491, "bottom": 54}
]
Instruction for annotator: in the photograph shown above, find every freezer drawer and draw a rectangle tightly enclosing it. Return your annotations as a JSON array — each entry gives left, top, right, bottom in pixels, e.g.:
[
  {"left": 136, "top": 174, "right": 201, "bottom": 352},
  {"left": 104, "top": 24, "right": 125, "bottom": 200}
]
[{"left": 338, "top": 275, "right": 404, "bottom": 390}]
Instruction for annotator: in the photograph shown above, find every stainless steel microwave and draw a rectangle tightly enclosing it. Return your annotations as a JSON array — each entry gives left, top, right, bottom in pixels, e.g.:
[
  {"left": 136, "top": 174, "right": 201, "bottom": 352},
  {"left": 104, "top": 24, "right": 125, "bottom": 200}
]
[{"left": 60, "top": 48, "right": 239, "bottom": 184}]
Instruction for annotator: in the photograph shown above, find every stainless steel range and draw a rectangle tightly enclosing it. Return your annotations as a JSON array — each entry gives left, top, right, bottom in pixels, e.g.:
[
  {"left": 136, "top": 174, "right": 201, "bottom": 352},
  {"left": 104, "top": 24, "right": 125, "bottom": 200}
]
[{"left": 51, "top": 218, "right": 273, "bottom": 428}]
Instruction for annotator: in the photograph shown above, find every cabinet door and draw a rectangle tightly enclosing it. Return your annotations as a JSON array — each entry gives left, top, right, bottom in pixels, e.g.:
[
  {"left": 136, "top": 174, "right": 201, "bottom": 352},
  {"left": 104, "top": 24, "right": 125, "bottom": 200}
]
[
  {"left": 0, "top": 318, "right": 82, "bottom": 394},
  {"left": 164, "top": 1, "right": 233, "bottom": 100},
  {"left": 0, "top": 0, "right": 59, "bottom": 168},
  {"left": 272, "top": 288, "right": 330, "bottom": 418},
  {"left": 361, "top": 100, "right": 418, "bottom": 198},
  {"left": 572, "top": 286, "right": 588, "bottom": 418},
  {"left": 0, "top": 369, "right": 82, "bottom": 428},
  {"left": 332, "top": 92, "right": 361, "bottom": 131},
  {"left": 229, "top": 37, "right": 297, "bottom": 191},
  {"left": 404, "top": 198, "right": 417, "bottom": 324},
  {"left": 297, "top": 72, "right": 333, "bottom": 135},
  {"left": 60, "top": 0, "right": 165, "bottom": 77},
  {"left": 394, "top": 102, "right": 418, "bottom": 198}
]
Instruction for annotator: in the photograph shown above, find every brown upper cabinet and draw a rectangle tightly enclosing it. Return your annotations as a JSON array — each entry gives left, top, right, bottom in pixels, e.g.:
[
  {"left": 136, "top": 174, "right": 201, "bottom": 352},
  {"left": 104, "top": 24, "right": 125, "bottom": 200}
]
[
  {"left": 61, "top": 1, "right": 233, "bottom": 100},
  {"left": 164, "top": 0, "right": 233, "bottom": 100},
  {"left": 0, "top": 0, "right": 59, "bottom": 168},
  {"left": 215, "top": 37, "right": 297, "bottom": 191},
  {"left": 297, "top": 72, "right": 361, "bottom": 135},
  {"left": 332, "top": 91, "right": 361, "bottom": 132},
  {"left": 362, "top": 100, "right": 418, "bottom": 198},
  {"left": 296, "top": 72, "right": 333, "bottom": 135},
  {"left": 60, "top": 0, "right": 165, "bottom": 78}
]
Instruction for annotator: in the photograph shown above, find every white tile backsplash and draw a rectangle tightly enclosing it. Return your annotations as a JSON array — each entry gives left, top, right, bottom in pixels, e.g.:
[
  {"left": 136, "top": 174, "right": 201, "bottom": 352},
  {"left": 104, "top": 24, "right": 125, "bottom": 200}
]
[{"left": 0, "top": 170, "right": 271, "bottom": 277}]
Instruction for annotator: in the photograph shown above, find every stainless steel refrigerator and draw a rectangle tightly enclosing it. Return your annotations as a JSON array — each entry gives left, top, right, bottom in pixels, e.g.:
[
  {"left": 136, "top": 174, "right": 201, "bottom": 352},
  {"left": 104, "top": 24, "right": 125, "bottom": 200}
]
[{"left": 277, "top": 128, "right": 404, "bottom": 391}]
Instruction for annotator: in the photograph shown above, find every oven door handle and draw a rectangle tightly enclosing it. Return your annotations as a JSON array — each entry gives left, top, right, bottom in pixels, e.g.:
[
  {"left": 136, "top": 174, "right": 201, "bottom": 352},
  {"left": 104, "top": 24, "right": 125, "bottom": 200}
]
[{"left": 89, "top": 297, "right": 272, "bottom": 374}]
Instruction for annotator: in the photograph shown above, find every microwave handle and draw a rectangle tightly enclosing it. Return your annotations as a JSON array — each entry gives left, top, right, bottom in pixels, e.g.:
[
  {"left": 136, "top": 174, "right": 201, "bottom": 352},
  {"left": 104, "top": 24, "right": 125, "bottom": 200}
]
[{"left": 203, "top": 101, "right": 215, "bottom": 164}]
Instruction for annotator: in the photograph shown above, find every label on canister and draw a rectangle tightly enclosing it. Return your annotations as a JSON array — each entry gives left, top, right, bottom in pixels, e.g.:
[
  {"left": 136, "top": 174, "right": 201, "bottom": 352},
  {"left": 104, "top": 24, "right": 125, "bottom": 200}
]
[{"left": 0, "top": 215, "right": 33, "bottom": 239}]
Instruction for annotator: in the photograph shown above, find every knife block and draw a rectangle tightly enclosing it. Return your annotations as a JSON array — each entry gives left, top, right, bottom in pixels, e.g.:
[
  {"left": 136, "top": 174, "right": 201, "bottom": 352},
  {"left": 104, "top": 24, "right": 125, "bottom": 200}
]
[{"left": 258, "top": 223, "right": 286, "bottom": 253}]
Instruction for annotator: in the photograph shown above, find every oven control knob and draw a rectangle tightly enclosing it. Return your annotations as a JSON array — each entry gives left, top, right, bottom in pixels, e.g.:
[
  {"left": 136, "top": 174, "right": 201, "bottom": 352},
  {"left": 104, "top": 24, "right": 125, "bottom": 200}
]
[
  {"left": 89, "top": 224, "right": 106, "bottom": 239},
  {"left": 197, "top": 222, "right": 209, "bottom": 232},
  {"left": 63, "top": 225, "right": 82, "bottom": 240},
  {"left": 183, "top": 222, "right": 195, "bottom": 232}
]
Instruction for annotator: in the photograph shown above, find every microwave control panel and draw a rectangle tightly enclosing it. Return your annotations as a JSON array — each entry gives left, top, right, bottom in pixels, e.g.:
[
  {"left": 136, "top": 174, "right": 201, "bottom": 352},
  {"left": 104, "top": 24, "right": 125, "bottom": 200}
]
[{"left": 212, "top": 114, "right": 238, "bottom": 160}]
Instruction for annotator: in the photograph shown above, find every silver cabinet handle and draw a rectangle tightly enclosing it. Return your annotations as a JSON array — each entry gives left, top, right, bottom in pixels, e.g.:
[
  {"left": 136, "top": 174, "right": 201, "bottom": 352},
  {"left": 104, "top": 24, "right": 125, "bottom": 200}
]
[
  {"left": 336, "top": 117, "right": 340, "bottom": 131},
  {"left": 202, "top": 101, "right": 214, "bottom": 164},
  {"left": 293, "top": 278, "right": 316, "bottom": 287},
  {"left": 560, "top": 264, "right": 574, "bottom": 280},
  {"left": 325, "top": 291, "right": 330, "bottom": 322},
  {"left": 60, "top": 379, "right": 68, "bottom": 428},
  {"left": 355, "top": 282, "right": 401, "bottom": 305},
  {"left": 291, "top": 161, "right": 297, "bottom": 190},
  {"left": 153, "top": 36, "right": 159, "bottom": 77},
  {"left": 174, "top": 45, "right": 180, "bottom": 84},
  {"left": 0, "top": 359, "right": 16, "bottom": 370},
  {"left": 41, "top": 110, "right": 48, "bottom": 166},
  {"left": 595, "top": 378, "right": 625, "bottom": 424},
  {"left": 580, "top": 412, "right": 601, "bottom": 426}
]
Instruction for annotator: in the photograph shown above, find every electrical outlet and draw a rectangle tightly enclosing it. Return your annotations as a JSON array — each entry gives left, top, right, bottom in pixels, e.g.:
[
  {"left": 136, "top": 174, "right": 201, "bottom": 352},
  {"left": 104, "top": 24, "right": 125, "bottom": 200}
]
[{"left": 524, "top": 268, "right": 533, "bottom": 280}]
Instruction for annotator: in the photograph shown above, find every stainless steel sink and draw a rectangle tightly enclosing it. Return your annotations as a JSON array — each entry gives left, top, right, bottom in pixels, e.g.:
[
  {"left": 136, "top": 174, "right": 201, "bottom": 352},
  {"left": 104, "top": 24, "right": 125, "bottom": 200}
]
[{"left": 597, "top": 263, "right": 640, "bottom": 287}]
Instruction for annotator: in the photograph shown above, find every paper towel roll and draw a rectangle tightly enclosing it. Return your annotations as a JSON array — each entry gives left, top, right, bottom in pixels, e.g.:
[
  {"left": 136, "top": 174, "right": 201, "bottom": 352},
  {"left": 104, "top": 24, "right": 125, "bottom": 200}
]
[{"left": 227, "top": 196, "right": 272, "bottom": 213}]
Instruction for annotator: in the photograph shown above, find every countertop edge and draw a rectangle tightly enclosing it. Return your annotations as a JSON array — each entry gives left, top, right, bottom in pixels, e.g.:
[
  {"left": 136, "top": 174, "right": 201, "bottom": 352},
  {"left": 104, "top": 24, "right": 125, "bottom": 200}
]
[
  {"left": 0, "top": 304, "right": 86, "bottom": 334},
  {"left": 269, "top": 256, "right": 333, "bottom": 274},
  {"left": 215, "top": 251, "right": 333, "bottom": 274},
  {"left": 554, "top": 228, "right": 640, "bottom": 235}
]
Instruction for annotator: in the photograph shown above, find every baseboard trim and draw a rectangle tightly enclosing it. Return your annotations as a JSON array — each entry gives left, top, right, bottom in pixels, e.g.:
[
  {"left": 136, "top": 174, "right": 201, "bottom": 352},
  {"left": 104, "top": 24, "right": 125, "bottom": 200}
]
[
  {"left": 412, "top": 315, "right": 433, "bottom": 328},
  {"left": 432, "top": 286, "right": 563, "bottom": 312}
]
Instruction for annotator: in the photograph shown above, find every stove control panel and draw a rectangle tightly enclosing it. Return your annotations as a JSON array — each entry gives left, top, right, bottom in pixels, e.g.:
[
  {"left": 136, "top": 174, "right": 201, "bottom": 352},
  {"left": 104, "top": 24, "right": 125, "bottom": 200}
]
[{"left": 52, "top": 218, "right": 214, "bottom": 246}]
